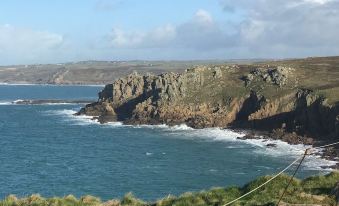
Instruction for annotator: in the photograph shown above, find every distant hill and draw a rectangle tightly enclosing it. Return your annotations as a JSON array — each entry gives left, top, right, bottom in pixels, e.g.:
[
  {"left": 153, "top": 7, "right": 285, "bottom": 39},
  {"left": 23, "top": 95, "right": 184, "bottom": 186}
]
[{"left": 0, "top": 60, "right": 254, "bottom": 85}]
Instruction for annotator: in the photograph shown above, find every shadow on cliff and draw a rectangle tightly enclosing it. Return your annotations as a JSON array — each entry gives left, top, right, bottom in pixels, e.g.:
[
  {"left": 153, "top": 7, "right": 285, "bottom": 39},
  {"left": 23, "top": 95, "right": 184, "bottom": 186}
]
[
  {"left": 114, "top": 89, "right": 161, "bottom": 121},
  {"left": 231, "top": 99, "right": 339, "bottom": 140},
  {"left": 235, "top": 91, "right": 265, "bottom": 121}
]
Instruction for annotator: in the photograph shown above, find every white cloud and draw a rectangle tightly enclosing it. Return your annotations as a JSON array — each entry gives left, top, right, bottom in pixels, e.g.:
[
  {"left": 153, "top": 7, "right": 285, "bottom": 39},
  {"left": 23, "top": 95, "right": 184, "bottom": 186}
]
[
  {"left": 3, "top": 1, "right": 339, "bottom": 64},
  {"left": 220, "top": 0, "right": 339, "bottom": 58},
  {"left": 303, "top": 0, "right": 332, "bottom": 5},
  {"left": 194, "top": 9, "right": 213, "bottom": 24},
  {"left": 107, "top": 24, "right": 177, "bottom": 49},
  {"left": 107, "top": 9, "right": 235, "bottom": 51},
  {"left": 0, "top": 24, "right": 65, "bottom": 64},
  {"left": 105, "top": 1, "right": 339, "bottom": 59}
]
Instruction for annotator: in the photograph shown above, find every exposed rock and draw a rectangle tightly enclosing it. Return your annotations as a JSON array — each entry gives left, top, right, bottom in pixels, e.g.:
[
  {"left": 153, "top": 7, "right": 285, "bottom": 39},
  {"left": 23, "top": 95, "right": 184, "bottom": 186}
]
[
  {"left": 266, "top": 143, "right": 277, "bottom": 148},
  {"left": 322, "top": 147, "right": 339, "bottom": 164},
  {"left": 102, "top": 200, "right": 120, "bottom": 206},
  {"left": 77, "top": 65, "right": 339, "bottom": 148},
  {"left": 213, "top": 67, "right": 222, "bottom": 78},
  {"left": 236, "top": 134, "right": 261, "bottom": 140},
  {"left": 243, "top": 66, "right": 295, "bottom": 87},
  {"left": 271, "top": 129, "right": 314, "bottom": 145}
]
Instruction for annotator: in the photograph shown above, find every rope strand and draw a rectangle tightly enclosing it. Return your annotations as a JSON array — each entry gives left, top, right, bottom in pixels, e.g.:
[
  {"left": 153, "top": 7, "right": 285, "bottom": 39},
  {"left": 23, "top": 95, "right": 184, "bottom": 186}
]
[
  {"left": 222, "top": 155, "right": 304, "bottom": 206},
  {"left": 312, "top": 141, "right": 339, "bottom": 149},
  {"left": 222, "top": 140, "right": 339, "bottom": 206},
  {"left": 276, "top": 149, "right": 309, "bottom": 205}
]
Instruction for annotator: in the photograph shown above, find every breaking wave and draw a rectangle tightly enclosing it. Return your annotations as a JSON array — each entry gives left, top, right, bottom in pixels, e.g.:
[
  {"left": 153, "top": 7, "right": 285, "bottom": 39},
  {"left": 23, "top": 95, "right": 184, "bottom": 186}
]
[{"left": 45, "top": 108, "right": 337, "bottom": 171}]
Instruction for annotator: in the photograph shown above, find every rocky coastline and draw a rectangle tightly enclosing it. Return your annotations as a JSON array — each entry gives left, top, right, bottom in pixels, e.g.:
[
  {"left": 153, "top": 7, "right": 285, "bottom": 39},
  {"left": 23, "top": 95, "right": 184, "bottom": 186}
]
[{"left": 76, "top": 61, "right": 339, "bottom": 168}]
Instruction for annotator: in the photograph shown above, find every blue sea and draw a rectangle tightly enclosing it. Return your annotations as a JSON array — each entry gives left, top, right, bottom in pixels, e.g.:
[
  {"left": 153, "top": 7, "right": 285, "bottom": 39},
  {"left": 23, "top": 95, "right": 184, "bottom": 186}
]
[{"left": 0, "top": 84, "right": 336, "bottom": 201}]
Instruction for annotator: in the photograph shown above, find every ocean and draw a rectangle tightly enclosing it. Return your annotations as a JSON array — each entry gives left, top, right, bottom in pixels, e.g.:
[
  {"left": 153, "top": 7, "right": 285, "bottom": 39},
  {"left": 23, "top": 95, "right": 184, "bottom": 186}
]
[{"left": 0, "top": 84, "right": 336, "bottom": 201}]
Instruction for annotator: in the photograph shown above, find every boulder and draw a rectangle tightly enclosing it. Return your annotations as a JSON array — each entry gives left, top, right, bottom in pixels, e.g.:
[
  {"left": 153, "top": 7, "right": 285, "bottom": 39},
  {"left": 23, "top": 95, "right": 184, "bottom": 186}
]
[{"left": 266, "top": 143, "right": 277, "bottom": 148}]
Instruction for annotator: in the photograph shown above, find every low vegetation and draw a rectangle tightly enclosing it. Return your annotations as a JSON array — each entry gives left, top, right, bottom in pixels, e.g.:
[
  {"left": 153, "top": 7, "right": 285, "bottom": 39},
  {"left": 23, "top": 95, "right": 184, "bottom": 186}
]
[{"left": 1, "top": 172, "right": 338, "bottom": 206}]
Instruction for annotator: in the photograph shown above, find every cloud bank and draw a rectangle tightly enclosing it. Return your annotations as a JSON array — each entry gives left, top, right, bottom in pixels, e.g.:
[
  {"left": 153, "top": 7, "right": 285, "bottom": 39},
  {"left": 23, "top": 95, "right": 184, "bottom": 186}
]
[
  {"left": 0, "top": 24, "right": 65, "bottom": 65},
  {"left": 107, "top": 0, "right": 339, "bottom": 59},
  {"left": 107, "top": 9, "right": 236, "bottom": 51},
  {"left": 1, "top": 0, "right": 339, "bottom": 64}
]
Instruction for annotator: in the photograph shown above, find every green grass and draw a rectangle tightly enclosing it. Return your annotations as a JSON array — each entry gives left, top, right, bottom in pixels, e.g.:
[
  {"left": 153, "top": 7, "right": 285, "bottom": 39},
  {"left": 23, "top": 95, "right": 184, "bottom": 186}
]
[
  {"left": 315, "top": 87, "right": 339, "bottom": 105},
  {"left": 1, "top": 172, "right": 338, "bottom": 206}
]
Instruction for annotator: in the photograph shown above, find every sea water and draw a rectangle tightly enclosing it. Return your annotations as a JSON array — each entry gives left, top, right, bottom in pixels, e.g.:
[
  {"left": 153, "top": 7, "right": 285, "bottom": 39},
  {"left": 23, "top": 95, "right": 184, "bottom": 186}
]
[{"left": 0, "top": 85, "right": 336, "bottom": 201}]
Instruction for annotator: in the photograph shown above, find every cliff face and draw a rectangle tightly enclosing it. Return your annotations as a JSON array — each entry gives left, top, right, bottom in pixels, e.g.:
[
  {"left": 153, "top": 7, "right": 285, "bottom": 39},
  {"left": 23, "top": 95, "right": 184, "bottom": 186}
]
[{"left": 77, "top": 62, "right": 339, "bottom": 142}]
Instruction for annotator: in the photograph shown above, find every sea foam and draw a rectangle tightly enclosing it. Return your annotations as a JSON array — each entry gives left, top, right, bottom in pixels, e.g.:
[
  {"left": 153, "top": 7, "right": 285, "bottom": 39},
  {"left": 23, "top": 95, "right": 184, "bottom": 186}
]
[
  {"left": 44, "top": 109, "right": 100, "bottom": 126},
  {"left": 0, "top": 101, "right": 12, "bottom": 105},
  {"left": 46, "top": 109, "right": 337, "bottom": 170}
]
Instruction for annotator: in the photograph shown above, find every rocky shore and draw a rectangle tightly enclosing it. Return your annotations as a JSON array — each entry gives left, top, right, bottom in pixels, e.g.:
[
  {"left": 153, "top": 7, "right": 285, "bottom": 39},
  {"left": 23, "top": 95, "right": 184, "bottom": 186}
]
[{"left": 76, "top": 58, "right": 339, "bottom": 167}]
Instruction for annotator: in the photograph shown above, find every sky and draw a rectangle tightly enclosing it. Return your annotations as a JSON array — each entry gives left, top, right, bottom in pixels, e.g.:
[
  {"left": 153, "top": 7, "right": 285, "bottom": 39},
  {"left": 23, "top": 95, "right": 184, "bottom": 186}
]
[{"left": 0, "top": 0, "right": 339, "bottom": 65}]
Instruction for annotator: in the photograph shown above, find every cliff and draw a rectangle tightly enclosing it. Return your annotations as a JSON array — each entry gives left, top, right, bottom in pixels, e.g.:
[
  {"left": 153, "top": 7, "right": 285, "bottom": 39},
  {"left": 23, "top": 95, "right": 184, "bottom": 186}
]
[{"left": 77, "top": 56, "right": 339, "bottom": 145}]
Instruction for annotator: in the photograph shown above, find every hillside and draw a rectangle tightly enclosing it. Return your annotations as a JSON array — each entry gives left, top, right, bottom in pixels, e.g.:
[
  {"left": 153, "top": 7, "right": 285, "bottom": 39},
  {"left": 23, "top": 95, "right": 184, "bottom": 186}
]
[
  {"left": 0, "top": 60, "right": 237, "bottom": 85},
  {"left": 1, "top": 172, "right": 338, "bottom": 206},
  {"left": 77, "top": 57, "right": 339, "bottom": 149}
]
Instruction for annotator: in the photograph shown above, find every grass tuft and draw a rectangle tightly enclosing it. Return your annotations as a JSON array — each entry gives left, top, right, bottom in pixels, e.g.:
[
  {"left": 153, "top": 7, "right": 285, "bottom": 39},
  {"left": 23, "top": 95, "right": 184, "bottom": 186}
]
[{"left": 0, "top": 172, "right": 338, "bottom": 206}]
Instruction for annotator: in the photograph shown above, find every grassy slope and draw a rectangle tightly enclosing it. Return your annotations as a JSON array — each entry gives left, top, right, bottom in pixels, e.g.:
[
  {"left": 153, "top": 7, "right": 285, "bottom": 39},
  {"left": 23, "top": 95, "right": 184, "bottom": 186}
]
[
  {"left": 173, "top": 57, "right": 339, "bottom": 109},
  {"left": 264, "top": 57, "right": 339, "bottom": 105},
  {"left": 1, "top": 172, "right": 338, "bottom": 206}
]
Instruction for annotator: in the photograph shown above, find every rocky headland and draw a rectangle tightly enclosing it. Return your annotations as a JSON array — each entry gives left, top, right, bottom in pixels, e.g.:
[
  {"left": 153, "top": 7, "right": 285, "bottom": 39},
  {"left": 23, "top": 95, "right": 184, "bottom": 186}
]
[{"left": 76, "top": 57, "right": 339, "bottom": 164}]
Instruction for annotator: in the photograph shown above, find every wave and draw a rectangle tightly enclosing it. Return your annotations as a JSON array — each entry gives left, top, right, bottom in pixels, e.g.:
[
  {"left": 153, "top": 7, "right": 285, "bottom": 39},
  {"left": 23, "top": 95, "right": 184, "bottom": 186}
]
[
  {"left": 0, "top": 99, "right": 87, "bottom": 106},
  {"left": 0, "top": 83, "right": 37, "bottom": 86},
  {"left": 166, "top": 127, "right": 337, "bottom": 170},
  {"left": 44, "top": 109, "right": 100, "bottom": 126},
  {"left": 44, "top": 109, "right": 337, "bottom": 170},
  {"left": 42, "top": 103, "right": 75, "bottom": 105},
  {"left": 12, "top": 99, "right": 24, "bottom": 104},
  {"left": 0, "top": 101, "right": 12, "bottom": 105}
]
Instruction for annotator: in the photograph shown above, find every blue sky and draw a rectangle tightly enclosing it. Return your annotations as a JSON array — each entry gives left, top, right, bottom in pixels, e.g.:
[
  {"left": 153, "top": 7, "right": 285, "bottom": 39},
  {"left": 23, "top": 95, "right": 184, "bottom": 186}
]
[
  {"left": 0, "top": 0, "right": 339, "bottom": 65},
  {"left": 0, "top": 1, "right": 225, "bottom": 32}
]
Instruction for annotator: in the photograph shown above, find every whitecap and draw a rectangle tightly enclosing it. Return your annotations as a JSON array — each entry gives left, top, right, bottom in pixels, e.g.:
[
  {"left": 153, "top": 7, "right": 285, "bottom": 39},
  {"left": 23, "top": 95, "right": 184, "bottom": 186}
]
[
  {"left": 106, "top": 122, "right": 124, "bottom": 127},
  {"left": 133, "top": 124, "right": 168, "bottom": 129},
  {"left": 39, "top": 110, "right": 338, "bottom": 171},
  {"left": 43, "top": 109, "right": 100, "bottom": 126},
  {"left": 11, "top": 99, "right": 27, "bottom": 104},
  {"left": 148, "top": 125, "right": 336, "bottom": 171},
  {"left": 43, "top": 103, "right": 75, "bottom": 105},
  {"left": 0, "top": 83, "right": 36, "bottom": 86},
  {"left": 0, "top": 101, "right": 12, "bottom": 105},
  {"left": 165, "top": 124, "right": 194, "bottom": 131},
  {"left": 44, "top": 109, "right": 78, "bottom": 116}
]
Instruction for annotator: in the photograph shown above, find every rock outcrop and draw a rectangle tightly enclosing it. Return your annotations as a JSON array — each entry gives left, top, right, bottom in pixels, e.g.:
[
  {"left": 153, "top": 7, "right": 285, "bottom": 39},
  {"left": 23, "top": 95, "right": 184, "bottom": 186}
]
[
  {"left": 243, "top": 66, "right": 296, "bottom": 87},
  {"left": 77, "top": 64, "right": 339, "bottom": 144}
]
